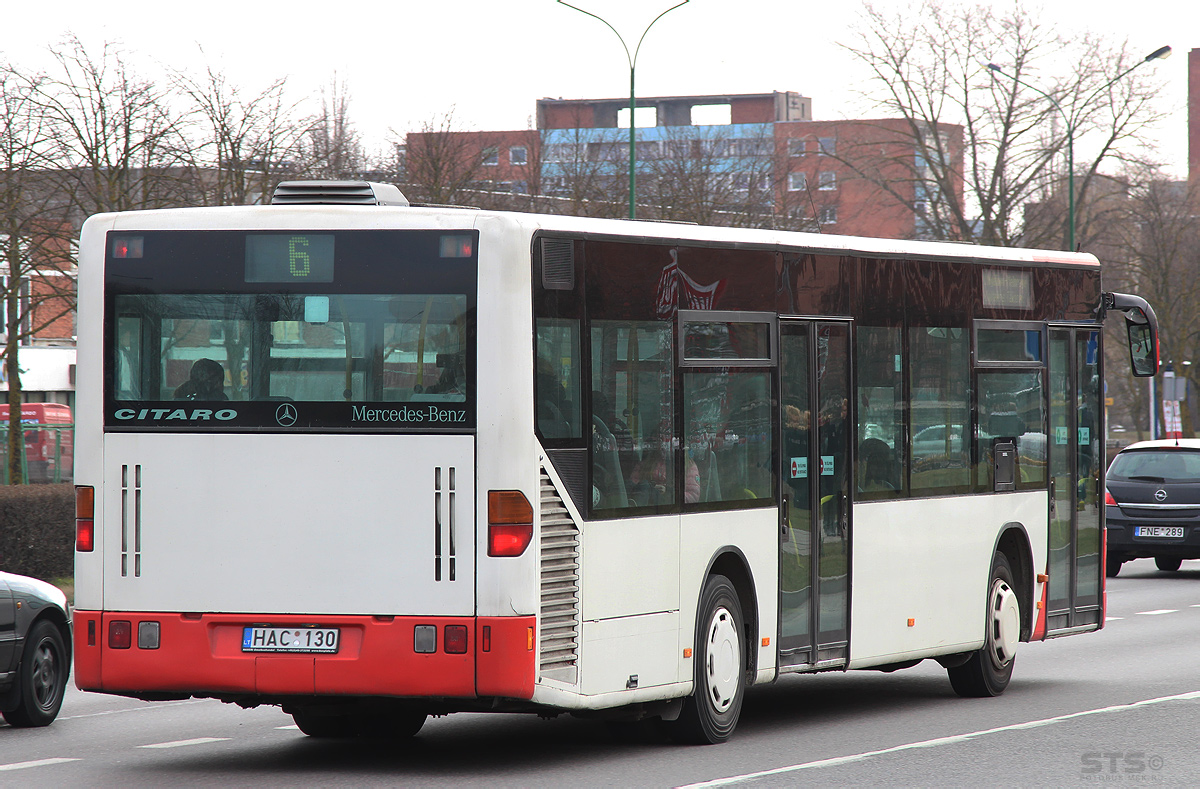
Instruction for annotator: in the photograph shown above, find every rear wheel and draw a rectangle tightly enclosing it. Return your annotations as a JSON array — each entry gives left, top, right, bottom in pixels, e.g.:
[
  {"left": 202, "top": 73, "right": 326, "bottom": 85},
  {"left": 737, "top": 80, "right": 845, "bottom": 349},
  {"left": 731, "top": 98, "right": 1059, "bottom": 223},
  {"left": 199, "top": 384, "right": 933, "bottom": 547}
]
[
  {"left": 948, "top": 552, "right": 1020, "bottom": 698},
  {"left": 1155, "top": 556, "right": 1183, "bottom": 572},
  {"left": 668, "top": 574, "right": 745, "bottom": 744},
  {"left": 2, "top": 620, "right": 68, "bottom": 727}
]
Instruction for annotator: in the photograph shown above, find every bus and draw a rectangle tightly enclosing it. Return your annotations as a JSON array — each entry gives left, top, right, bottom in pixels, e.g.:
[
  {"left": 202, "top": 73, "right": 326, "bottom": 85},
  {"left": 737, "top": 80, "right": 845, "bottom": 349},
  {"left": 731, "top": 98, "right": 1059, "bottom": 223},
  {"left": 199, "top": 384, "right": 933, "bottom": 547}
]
[
  {"left": 0, "top": 403, "right": 74, "bottom": 483},
  {"left": 72, "top": 181, "right": 1158, "bottom": 743}
]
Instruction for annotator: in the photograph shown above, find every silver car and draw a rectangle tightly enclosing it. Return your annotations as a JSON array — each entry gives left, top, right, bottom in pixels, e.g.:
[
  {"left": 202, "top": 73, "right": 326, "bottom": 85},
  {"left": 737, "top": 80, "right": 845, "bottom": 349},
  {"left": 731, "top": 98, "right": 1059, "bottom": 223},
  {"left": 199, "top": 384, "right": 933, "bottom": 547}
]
[{"left": 1, "top": 571, "right": 71, "bottom": 727}]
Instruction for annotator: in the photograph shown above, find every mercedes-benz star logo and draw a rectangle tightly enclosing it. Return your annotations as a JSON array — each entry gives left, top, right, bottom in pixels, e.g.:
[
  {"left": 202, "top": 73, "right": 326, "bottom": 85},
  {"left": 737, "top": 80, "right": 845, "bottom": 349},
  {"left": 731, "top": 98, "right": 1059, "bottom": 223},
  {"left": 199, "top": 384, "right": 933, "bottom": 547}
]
[
  {"left": 1155, "top": 489, "right": 1168, "bottom": 502},
  {"left": 275, "top": 402, "right": 298, "bottom": 427}
]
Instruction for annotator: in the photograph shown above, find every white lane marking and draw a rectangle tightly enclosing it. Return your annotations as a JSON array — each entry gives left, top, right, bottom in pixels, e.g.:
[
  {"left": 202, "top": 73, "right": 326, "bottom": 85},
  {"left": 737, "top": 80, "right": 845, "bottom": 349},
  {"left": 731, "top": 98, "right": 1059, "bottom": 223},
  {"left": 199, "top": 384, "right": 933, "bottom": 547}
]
[
  {"left": 1105, "top": 616, "right": 1123, "bottom": 621},
  {"left": 276, "top": 724, "right": 300, "bottom": 730},
  {"left": 0, "top": 758, "right": 80, "bottom": 772},
  {"left": 1191, "top": 604, "right": 1200, "bottom": 608},
  {"left": 677, "top": 690, "right": 1200, "bottom": 788},
  {"left": 1136, "top": 609, "right": 1178, "bottom": 616},
  {"left": 60, "top": 699, "right": 208, "bottom": 721},
  {"left": 138, "top": 737, "right": 231, "bottom": 749}
]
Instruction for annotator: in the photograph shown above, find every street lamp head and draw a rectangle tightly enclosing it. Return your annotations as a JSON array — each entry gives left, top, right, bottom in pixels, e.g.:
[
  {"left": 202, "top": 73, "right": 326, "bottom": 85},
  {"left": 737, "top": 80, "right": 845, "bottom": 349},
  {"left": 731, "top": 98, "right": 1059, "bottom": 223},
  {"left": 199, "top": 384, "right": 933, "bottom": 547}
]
[
  {"left": 985, "top": 63, "right": 1003, "bottom": 73},
  {"left": 1144, "top": 45, "right": 1172, "bottom": 62}
]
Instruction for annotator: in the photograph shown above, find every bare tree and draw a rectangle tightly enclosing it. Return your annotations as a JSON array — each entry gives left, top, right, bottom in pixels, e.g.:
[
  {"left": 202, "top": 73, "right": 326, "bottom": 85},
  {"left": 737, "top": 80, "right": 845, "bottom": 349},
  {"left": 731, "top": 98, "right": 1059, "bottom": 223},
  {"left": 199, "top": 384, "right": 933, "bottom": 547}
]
[
  {"left": 1108, "top": 176, "right": 1200, "bottom": 437},
  {"left": 0, "top": 64, "right": 76, "bottom": 483},
  {"left": 402, "top": 109, "right": 497, "bottom": 205},
  {"left": 174, "top": 62, "right": 304, "bottom": 206},
  {"left": 37, "top": 36, "right": 193, "bottom": 215},
  {"left": 640, "top": 126, "right": 775, "bottom": 226},
  {"left": 842, "top": 0, "right": 1166, "bottom": 248},
  {"left": 536, "top": 123, "right": 628, "bottom": 218},
  {"left": 296, "top": 76, "right": 365, "bottom": 180}
]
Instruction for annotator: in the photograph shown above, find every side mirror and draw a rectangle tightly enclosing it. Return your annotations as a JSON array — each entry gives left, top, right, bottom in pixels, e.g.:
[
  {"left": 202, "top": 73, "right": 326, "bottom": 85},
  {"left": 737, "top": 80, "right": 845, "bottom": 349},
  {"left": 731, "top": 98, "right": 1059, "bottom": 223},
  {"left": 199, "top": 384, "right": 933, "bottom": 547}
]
[
  {"left": 1127, "top": 321, "right": 1156, "bottom": 377},
  {"left": 1105, "top": 293, "right": 1159, "bottom": 378}
]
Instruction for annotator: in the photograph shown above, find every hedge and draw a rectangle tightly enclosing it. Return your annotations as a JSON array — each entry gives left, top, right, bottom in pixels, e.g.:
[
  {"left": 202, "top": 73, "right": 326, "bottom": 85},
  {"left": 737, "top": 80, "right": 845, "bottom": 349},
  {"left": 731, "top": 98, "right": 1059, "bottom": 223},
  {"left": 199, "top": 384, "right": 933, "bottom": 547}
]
[{"left": 0, "top": 484, "right": 74, "bottom": 581}]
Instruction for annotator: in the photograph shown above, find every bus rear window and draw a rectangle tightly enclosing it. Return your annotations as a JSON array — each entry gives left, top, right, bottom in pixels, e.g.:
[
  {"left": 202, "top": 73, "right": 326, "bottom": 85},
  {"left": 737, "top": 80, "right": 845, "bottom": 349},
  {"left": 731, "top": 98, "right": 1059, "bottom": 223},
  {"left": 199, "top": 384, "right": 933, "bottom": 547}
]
[{"left": 105, "top": 230, "right": 476, "bottom": 432}]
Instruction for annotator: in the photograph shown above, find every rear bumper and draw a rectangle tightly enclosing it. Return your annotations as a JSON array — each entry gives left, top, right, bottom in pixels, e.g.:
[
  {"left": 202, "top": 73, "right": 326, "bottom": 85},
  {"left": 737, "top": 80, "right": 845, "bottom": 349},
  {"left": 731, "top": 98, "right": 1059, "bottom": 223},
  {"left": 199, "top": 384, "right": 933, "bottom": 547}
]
[
  {"left": 73, "top": 611, "right": 535, "bottom": 701},
  {"left": 1105, "top": 509, "right": 1200, "bottom": 560}
]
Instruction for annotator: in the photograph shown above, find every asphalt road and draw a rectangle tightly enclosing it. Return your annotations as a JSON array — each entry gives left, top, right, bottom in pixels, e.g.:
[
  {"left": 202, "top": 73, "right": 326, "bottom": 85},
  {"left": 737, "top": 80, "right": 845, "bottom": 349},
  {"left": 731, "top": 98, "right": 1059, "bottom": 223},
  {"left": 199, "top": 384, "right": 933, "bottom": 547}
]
[{"left": 3, "top": 557, "right": 1199, "bottom": 787}]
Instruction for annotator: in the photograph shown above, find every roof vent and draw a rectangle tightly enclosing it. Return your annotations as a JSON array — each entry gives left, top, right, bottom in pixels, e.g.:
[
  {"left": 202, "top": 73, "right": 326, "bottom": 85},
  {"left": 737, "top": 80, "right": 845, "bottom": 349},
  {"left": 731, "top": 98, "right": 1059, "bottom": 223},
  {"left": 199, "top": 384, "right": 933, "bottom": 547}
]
[{"left": 271, "top": 180, "right": 409, "bottom": 206}]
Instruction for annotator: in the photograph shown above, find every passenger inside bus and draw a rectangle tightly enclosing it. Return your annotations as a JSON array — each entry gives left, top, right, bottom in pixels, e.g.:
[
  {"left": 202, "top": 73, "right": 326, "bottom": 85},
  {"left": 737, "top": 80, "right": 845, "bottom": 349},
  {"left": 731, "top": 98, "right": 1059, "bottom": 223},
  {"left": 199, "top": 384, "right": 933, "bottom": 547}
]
[
  {"left": 858, "top": 437, "right": 897, "bottom": 492},
  {"left": 173, "top": 359, "right": 229, "bottom": 401}
]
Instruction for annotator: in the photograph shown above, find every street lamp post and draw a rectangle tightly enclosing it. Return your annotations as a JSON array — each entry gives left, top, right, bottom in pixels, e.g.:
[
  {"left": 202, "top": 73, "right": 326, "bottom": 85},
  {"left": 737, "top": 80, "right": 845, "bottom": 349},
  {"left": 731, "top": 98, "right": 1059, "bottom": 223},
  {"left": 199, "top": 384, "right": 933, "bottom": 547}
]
[
  {"left": 987, "top": 45, "right": 1171, "bottom": 251},
  {"left": 557, "top": 1, "right": 690, "bottom": 220}
]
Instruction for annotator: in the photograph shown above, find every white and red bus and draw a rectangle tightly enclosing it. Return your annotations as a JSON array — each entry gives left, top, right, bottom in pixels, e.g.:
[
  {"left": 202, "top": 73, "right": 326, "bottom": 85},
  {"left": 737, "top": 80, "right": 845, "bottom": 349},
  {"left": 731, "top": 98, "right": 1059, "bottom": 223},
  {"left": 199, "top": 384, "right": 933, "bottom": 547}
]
[{"left": 72, "top": 181, "right": 1158, "bottom": 743}]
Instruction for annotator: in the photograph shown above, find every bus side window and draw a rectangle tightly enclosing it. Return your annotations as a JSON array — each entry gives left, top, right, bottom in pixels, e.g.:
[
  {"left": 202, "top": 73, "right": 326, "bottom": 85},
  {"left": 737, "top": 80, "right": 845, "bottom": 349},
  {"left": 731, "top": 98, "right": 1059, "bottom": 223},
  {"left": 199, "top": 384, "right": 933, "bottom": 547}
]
[
  {"left": 591, "top": 321, "right": 674, "bottom": 510},
  {"left": 535, "top": 318, "right": 582, "bottom": 441},
  {"left": 856, "top": 326, "right": 904, "bottom": 498},
  {"left": 116, "top": 317, "right": 142, "bottom": 400}
]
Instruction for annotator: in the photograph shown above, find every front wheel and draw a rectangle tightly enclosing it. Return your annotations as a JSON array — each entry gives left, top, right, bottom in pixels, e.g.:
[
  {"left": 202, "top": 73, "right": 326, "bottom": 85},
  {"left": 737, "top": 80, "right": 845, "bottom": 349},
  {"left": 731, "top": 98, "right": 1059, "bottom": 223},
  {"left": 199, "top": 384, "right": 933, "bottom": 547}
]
[
  {"left": 668, "top": 574, "right": 746, "bottom": 744},
  {"left": 948, "top": 552, "right": 1020, "bottom": 698},
  {"left": 1155, "top": 556, "right": 1183, "bottom": 572},
  {"left": 2, "top": 620, "right": 69, "bottom": 727}
]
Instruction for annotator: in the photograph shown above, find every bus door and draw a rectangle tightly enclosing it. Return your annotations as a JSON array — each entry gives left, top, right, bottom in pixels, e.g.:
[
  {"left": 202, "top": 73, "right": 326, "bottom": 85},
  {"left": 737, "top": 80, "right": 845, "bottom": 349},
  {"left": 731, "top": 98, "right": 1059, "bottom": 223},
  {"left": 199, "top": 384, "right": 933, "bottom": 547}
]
[
  {"left": 778, "top": 320, "right": 851, "bottom": 668},
  {"left": 1046, "top": 327, "right": 1102, "bottom": 632}
]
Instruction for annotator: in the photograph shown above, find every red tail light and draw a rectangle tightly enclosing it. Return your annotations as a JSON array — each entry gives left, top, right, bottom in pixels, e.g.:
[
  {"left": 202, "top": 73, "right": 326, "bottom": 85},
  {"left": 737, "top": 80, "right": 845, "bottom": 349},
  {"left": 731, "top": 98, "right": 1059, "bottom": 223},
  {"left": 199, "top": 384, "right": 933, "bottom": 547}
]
[
  {"left": 109, "top": 620, "right": 132, "bottom": 649},
  {"left": 1105, "top": 489, "right": 1117, "bottom": 506},
  {"left": 488, "top": 490, "right": 533, "bottom": 557},
  {"left": 444, "top": 625, "right": 468, "bottom": 654},
  {"left": 76, "top": 519, "right": 94, "bottom": 552},
  {"left": 76, "top": 485, "right": 95, "bottom": 552}
]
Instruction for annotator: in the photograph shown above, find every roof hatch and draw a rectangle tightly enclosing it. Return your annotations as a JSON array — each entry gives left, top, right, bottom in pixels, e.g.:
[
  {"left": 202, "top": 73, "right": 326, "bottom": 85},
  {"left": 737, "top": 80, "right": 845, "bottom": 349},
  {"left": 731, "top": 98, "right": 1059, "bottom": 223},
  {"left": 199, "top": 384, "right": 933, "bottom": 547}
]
[{"left": 270, "top": 180, "right": 409, "bottom": 207}]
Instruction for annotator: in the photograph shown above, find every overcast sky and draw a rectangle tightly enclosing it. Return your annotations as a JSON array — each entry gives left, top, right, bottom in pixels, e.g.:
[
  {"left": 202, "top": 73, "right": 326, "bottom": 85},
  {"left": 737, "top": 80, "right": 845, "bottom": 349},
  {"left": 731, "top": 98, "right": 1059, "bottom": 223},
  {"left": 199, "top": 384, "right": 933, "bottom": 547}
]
[{"left": 3, "top": 1, "right": 1196, "bottom": 177}]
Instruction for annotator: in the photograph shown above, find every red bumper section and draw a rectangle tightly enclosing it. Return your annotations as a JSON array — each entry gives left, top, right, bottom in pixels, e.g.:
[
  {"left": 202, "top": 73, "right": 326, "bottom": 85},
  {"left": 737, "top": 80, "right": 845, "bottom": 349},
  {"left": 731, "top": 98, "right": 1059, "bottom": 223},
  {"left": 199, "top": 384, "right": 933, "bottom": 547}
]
[{"left": 73, "top": 612, "right": 535, "bottom": 701}]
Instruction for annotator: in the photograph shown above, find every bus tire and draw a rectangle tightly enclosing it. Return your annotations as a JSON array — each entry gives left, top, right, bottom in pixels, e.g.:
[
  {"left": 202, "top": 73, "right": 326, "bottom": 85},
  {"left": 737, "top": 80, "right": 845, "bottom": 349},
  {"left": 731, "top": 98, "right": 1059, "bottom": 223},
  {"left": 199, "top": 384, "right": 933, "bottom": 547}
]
[
  {"left": 1, "top": 620, "right": 69, "bottom": 727},
  {"left": 1155, "top": 556, "right": 1182, "bottom": 572},
  {"left": 948, "top": 551, "right": 1019, "bottom": 698},
  {"left": 669, "top": 574, "right": 745, "bottom": 744},
  {"left": 292, "top": 708, "right": 357, "bottom": 738}
]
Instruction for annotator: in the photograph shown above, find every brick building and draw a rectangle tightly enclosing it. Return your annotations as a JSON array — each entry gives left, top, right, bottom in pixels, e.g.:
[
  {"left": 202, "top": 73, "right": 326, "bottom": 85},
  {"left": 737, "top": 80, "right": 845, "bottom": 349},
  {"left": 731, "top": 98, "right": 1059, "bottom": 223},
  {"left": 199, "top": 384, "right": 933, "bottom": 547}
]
[
  {"left": 0, "top": 221, "right": 77, "bottom": 408},
  {"left": 1191, "top": 47, "right": 1200, "bottom": 186},
  {"left": 404, "top": 91, "right": 963, "bottom": 239}
]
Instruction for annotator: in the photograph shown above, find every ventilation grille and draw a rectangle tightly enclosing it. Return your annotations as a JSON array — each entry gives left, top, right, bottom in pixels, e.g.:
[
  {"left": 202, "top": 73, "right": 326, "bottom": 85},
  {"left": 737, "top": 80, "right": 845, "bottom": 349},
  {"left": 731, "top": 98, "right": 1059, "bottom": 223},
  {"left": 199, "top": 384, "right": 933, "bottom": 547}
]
[
  {"left": 433, "top": 466, "right": 457, "bottom": 582},
  {"left": 540, "top": 238, "right": 575, "bottom": 291},
  {"left": 539, "top": 470, "right": 579, "bottom": 683},
  {"left": 121, "top": 464, "right": 142, "bottom": 577},
  {"left": 545, "top": 448, "right": 587, "bottom": 513},
  {"left": 271, "top": 180, "right": 409, "bottom": 206}
]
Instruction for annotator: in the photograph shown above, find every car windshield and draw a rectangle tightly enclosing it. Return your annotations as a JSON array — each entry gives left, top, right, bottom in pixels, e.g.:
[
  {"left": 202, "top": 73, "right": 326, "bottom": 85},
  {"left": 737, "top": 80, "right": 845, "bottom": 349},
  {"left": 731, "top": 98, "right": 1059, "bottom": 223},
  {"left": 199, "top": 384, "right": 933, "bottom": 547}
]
[{"left": 1108, "top": 450, "right": 1200, "bottom": 481}]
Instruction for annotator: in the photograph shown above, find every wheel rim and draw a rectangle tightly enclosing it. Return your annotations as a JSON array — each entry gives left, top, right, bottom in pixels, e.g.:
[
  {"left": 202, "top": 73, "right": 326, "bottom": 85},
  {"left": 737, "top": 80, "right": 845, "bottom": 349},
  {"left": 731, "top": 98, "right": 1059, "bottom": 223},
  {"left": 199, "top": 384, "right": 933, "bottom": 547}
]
[
  {"left": 704, "top": 606, "right": 740, "bottom": 714},
  {"left": 31, "top": 640, "right": 62, "bottom": 711},
  {"left": 988, "top": 578, "right": 1020, "bottom": 668}
]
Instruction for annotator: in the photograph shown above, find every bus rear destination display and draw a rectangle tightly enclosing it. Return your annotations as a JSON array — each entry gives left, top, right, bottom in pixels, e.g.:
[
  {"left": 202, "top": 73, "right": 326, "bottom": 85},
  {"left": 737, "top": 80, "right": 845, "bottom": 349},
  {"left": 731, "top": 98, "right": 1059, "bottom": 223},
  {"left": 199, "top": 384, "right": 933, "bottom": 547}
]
[{"left": 245, "top": 234, "right": 335, "bottom": 283}]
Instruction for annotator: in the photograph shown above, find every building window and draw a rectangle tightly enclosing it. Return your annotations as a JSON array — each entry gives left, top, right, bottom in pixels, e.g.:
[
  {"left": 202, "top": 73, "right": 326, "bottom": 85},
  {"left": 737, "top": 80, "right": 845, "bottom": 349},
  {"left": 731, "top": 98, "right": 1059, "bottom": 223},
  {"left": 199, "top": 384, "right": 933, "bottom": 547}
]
[
  {"left": 818, "top": 171, "right": 836, "bottom": 191},
  {"left": 730, "top": 139, "right": 772, "bottom": 157},
  {"left": 482, "top": 147, "right": 499, "bottom": 166},
  {"left": 787, "top": 138, "right": 806, "bottom": 157},
  {"left": 818, "top": 137, "right": 836, "bottom": 156},
  {"left": 818, "top": 206, "right": 838, "bottom": 225},
  {"left": 787, "top": 172, "right": 808, "bottom": 192},
  {"left": 509, "top": 146, "right": 528, "bottom": 166}
]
